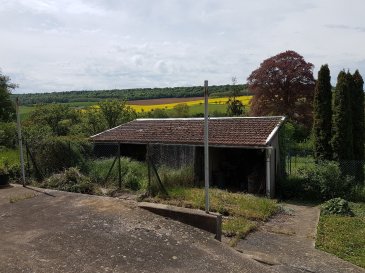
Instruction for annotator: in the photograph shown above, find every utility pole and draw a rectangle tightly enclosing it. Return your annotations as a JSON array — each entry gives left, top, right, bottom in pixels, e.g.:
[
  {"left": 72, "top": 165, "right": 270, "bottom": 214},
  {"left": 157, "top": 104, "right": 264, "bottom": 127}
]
[
  {"left": 16, "top": 97, "right": 26, "bottom": 187},
  {"left": 204, "top": 80, "right": 210, "bottom": 213}
]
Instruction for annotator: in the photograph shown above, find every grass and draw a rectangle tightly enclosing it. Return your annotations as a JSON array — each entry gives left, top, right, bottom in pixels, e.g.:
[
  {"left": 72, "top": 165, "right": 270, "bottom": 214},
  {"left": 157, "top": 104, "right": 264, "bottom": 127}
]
[
  {"left": 144, "top": 187, "right": 279, "bottom": 241},
  {"left": 19, "top": 105, "right": 35, "bottom": 120},
  {"left": 88, "top": 157, "right": 148, "bottom": 190},
  {"left": 316, "top": 202, "right": 365, "bottom": 268},
  {"left": 0, "top": 148, "right": 19, "bottom": 168},
  {"left": 287, "top": 155, "right": 316, "bottom": 176}
]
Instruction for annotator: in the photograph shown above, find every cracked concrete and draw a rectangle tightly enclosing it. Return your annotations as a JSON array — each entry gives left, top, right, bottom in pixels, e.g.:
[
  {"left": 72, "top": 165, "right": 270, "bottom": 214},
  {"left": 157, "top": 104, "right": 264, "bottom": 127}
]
[
  {"left": 235, "top": 203, "right": 365, "bottom": 273},
  {"left": 0, "top": 185, "right": 274, "bottom": 273}
]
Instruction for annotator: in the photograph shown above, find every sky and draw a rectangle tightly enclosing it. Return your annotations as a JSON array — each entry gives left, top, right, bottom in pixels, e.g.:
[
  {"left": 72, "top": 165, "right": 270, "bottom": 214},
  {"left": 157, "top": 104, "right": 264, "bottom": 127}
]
[{"left": 1, "top": 0, "right": 365, "bottom": 94}]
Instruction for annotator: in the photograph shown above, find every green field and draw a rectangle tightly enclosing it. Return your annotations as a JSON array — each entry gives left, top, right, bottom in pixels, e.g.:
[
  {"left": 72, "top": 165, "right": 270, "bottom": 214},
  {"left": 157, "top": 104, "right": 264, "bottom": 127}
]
[{"left": 19, "top": 106, "right": 36, "bottom": 121}]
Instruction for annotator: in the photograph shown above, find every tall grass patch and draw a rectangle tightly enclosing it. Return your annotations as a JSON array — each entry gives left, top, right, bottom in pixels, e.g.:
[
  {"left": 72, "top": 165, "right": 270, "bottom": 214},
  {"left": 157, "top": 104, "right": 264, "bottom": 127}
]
[
  {"left": 88, "top": 157, "right": 147, "bottom": 191},
  {"left": 146, "top": 188, "right": 278, "bottom": 240}
]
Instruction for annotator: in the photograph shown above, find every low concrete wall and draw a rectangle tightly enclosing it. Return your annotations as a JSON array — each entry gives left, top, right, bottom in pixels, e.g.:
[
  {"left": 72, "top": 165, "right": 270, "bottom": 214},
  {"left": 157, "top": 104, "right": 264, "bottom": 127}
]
[{"left": 138, "top": 202, "right": 222, "bottom": 241}]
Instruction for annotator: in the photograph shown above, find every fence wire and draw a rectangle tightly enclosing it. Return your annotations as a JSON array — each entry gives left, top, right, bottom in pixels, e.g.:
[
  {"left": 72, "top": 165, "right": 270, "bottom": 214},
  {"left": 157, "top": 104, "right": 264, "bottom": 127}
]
[
  {"left": 286, "top": 149, "right": 365, "bottom": 184},
  {"left": 147, "top": 144, "right": 197, "bottom": 195}
]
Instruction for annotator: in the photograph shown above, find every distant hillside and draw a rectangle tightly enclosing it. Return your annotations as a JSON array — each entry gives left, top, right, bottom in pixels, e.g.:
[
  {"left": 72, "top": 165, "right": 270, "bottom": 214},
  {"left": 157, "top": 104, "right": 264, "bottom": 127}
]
[{"left": 14, "top": 84, "right": 249, "bottom": 105}]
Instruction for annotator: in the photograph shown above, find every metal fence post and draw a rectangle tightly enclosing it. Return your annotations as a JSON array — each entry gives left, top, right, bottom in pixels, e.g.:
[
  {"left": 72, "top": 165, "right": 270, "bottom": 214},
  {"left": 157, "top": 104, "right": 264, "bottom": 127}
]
[
  {"left": 118, "top": 143, "right": 122, "bottom": 189},
  {"left": 147, "top": 144, "right": 151, "bottom": 195}
]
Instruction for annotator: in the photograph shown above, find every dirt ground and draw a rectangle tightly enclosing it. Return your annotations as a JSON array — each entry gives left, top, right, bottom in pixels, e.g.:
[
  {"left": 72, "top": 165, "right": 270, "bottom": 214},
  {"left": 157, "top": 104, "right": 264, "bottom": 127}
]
[{"left": 0, "top": 185, "right": 273, "bottom": 273}]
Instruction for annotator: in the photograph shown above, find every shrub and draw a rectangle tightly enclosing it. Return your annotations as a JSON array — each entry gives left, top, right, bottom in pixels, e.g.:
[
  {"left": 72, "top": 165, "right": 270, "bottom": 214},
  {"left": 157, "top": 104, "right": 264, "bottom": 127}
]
[
  {"left": 0, "top": 122, "right": 17, "bottom": 148},
  {"left": 42, "top": 167, "right": 95, "bottom": 194},
  {"left": 29, "top": 136, "right": 92, "bottom": 177},
  {"left": 279, "top": 161, "right": 354, "bottom": 200},
  {"left": 321, "top": 198, "right": 353, "bottom": 216},
  {"left": 297, "top": 161, "right": 353, "bottom": 200}
]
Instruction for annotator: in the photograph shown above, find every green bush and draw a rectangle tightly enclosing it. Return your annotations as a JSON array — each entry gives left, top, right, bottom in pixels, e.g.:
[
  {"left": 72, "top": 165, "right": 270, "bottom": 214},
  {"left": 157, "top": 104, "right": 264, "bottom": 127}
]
[
  {"left": 279, "top": 161, "right": 354, "bottom": 200},
  {"left": 42, "top": 167, "right": 95, "bottom": 194},
  {"left": 0, "top": 122, "right": 17, "bottom": 148},
  {"left": 321, "top": 198, "right": 353, "bottom": 216},
  {"left": 297, "top": 161, "right": 354, "bottom": 200},
  {"left": 30, "top": 136, "right": 92, "bottom": 177}
]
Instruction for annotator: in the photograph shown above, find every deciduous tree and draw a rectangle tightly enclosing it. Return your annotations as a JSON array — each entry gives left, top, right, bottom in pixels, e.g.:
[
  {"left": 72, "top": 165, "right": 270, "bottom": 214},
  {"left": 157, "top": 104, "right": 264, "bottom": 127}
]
[
  {"left": 98, "top": 100, "right": 136, "bottom": 129},
  {"left": 0, "top": 72, "right": 16, "bottom": 122},
  {"left": 227, "top": 77, "right": 244, "bottom": 116},
  {"left": 247, "top": 50, "right": 315, "bottom": 127}
]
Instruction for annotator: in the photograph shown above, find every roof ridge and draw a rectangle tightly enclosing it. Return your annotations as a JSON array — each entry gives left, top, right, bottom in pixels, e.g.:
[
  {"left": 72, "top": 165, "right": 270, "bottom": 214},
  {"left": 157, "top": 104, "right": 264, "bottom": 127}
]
[{"left": 136, "top": 116, "right": 284, "bottom": 121}]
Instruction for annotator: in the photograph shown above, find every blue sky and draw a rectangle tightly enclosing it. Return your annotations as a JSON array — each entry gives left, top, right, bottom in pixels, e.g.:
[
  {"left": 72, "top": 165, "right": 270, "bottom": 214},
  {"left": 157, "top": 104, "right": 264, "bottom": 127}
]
[{"left": 1, "top": 0, "right": 365, "bottom": 93}]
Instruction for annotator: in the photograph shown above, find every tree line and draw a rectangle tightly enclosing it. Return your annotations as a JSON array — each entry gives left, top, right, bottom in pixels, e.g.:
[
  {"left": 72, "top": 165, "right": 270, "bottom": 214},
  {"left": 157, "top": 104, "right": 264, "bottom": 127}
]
[{"left": 13, "top": 84, "right": 249, "bottom": 105}]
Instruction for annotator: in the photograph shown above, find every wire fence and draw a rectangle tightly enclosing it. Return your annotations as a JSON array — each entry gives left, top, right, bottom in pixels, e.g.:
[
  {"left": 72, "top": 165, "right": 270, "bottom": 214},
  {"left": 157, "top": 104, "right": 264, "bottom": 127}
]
[
  {"left": 20, "top": 138, "right": 273, "bottom": 195},
  {"left": 147, "top": 144, "right": 198, "bottom": 195},
  {"left": 286, "top": 149, "right": 365, "bottom": 184},
  {"left": 20, "top": 136, "right": 365, "bottom": 195}
]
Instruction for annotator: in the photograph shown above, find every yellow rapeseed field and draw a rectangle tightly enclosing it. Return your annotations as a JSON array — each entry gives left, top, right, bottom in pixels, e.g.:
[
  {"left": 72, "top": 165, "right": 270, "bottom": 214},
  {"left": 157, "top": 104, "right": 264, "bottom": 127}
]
[{"left": 128, "top": 96, "right": 252, "bottom": 113}]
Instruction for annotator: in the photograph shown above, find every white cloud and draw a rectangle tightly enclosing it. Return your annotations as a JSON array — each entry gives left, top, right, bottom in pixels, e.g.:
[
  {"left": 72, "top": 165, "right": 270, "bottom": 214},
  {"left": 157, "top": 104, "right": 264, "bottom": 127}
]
[{"left": 0, "top": 0, "right": 364, "bottom": 93}]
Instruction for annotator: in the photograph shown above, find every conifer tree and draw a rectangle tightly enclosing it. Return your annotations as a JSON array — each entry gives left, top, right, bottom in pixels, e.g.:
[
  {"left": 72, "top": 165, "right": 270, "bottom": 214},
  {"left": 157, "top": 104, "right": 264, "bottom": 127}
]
[
  {"left": 352, "top": 70, "right": 364, "bottom": 160},
  {"left": 332, "top": 71, "right": 353, "bottom": 161},
  {"left": 313, "top": 64, "right": 332, "bottom": 160},
  {"left": 352, "top": 70, "right": 364, "bottom": 184}
]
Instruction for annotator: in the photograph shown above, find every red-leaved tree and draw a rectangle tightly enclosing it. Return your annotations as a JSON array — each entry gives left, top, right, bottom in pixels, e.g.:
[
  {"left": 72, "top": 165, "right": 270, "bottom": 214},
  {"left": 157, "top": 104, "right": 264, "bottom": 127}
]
[{"left": 247, "top": 50, "right": 315, "bottom": 127}]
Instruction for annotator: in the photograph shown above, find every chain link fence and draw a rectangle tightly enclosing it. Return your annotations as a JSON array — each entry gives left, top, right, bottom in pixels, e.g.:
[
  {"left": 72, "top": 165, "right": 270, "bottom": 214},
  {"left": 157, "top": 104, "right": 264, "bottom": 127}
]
[
  {"left": 23, "top": 138, "right": 130, "bottom": 191},
  {"left": 286, "top": 149, "right": 365, "bottom": 185},
  {"left": 146, "top": 144, "right": 198, "bottom": 195}
]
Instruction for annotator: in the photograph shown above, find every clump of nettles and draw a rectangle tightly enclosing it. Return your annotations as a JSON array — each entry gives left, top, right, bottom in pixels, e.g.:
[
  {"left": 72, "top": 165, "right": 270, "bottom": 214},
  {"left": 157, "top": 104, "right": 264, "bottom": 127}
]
[{"left": 321, "top": 198, "right": 353, "bottom": 216}]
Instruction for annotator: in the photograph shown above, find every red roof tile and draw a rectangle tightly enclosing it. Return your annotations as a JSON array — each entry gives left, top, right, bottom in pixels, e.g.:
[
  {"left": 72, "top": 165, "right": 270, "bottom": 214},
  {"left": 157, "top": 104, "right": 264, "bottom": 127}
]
[{"left": 90, "top": 117, "right": 285, "bottom": 147}]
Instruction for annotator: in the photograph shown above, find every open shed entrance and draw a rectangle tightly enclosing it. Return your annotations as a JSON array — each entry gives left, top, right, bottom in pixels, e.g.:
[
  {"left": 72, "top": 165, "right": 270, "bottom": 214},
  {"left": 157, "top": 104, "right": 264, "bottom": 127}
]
[{"left": 195, "top": 147, "right": 266, "bottom": 194}]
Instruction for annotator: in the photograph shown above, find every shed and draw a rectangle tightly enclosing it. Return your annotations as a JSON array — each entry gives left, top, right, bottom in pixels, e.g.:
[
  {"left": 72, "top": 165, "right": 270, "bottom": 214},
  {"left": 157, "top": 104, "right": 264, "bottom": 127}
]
[{"left": 90, "top": 116, "right": 285, "bottom": 197}]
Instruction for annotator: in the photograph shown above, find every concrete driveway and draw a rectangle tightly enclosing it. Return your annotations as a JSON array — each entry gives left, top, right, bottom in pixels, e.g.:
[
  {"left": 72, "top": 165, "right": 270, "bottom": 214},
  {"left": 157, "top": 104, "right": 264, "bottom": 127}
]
[{"left": 0, "top": 185, "right": 273, "bottom": 273}]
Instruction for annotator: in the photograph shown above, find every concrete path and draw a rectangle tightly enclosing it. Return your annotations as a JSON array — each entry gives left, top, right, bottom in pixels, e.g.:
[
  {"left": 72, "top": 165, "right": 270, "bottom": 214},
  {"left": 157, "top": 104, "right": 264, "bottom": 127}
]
[
  {"left": 235, "top": 203, "right": 365, "bottom": 273},
  {"left": 0, "top": 185, "right": 275, "bottom": 273}
]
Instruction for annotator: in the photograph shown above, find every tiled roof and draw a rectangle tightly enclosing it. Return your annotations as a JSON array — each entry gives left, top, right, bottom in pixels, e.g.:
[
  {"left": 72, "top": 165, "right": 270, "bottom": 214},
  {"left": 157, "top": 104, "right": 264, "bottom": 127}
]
[{"left": 90, "top": 117, "right": 285, "bottom": 147}]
